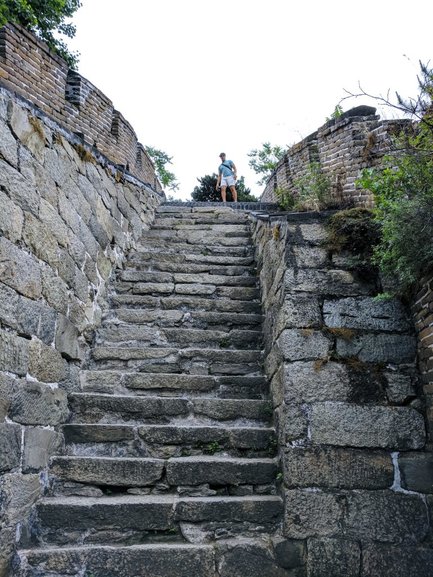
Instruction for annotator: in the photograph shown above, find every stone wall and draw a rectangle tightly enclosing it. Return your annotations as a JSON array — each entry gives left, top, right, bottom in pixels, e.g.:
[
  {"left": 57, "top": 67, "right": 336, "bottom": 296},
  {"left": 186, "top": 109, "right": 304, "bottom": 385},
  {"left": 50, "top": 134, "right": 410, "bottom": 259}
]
[
  {"left": 413, "top": 272, "right": 433, "bottom": 445},
  {"left": 0, "top": 86, "right": 163, "bottom": 575},
  {"left": 261, "top": 106, "right": 409, "bottom": 207},
  {"left": 251, "top": 212, "right": 433, "bottom": 576},
  {"left": 0, "top": 23, "right": 161, "bottom": 192}
]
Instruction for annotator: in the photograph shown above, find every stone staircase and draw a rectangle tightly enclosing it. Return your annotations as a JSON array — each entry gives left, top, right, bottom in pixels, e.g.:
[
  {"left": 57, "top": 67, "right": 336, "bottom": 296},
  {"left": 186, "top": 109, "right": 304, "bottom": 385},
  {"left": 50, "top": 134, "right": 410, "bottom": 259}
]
[{"left": 16, "top": 205, "right": 287, "bottom": 577}]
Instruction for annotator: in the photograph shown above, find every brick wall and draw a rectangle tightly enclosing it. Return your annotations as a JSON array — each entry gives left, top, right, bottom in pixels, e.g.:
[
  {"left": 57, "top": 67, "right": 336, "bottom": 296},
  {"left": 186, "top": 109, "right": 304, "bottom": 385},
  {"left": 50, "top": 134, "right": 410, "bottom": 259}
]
[
  {"left": 261, "top": 106, "right": 410, "bottom": 207},
  {"left": 0, "top": 23, "right": 161, "bottom": 192},
  {"left": 413, "top": 273, "right": 433, "bottom": 443}
]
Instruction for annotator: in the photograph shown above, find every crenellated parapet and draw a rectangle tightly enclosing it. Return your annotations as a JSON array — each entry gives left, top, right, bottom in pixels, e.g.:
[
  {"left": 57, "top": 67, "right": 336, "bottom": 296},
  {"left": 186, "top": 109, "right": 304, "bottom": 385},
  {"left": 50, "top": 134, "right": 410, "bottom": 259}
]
[
  {"left": 0, "top": 22, "right": 161, "bottom": 191},
  {"left": 262, "top": 105, "right": 410, "bottom": 206}
]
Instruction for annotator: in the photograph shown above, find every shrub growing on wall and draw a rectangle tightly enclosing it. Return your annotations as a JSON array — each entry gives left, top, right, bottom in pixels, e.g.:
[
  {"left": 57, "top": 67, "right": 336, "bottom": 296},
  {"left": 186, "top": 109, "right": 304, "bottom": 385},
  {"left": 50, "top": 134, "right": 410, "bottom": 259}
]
[{"left": 357, "top": 62, "right": 433, "bottom": 295}]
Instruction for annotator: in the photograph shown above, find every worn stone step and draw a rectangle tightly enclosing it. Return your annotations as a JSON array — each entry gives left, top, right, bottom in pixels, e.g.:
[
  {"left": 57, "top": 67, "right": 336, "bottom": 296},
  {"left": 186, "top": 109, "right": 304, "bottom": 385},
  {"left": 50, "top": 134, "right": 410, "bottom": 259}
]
[
  {"left": 117, "top": 270, "right": 258, "bottom": 288},
  {"left": 49, "top": 456, "right": 278, "bottom": 488},
  {"left": 106, "top": 309, "right": 262, "bottom": 331},
  {"left": 128, "top": 251, "right": 256, "bottom": 268},
  {"left": 62, "top": 424, "right": 276, "bottom": 458},
  {"left": 32, "top": 495, "right": 282, "bottom": 546},
  {"left": 126, "top": 258, "right": 256, "bottom": 277},
  {"left": 80, "top": 371, "right": 266, "bottom": 398},
  {"left": 110, "top": 294, "right": 262, "bottom": 314},
  {"left": 140, "top": 229, "right": 252, "bottom": 246},
  {"left": 151, "top": 223, "right": 251, "bottom": 233},
  {"left": 96, "top": 325, "right": 262, "bottom": 350},
  {"left": 68, "top": 393, "right": 272, "bottom": 426},
  {"left": 135, "top": 240, "right": 253, "bottom": 257},
  {"left": 18, "top": 543, "right": 216, "bottom": 577},
  {"left": 91, "top": 346, "right": 263, "bottom": 375},
  {"left": 112, "top": 281, "right": 260, "bottom": 300}
]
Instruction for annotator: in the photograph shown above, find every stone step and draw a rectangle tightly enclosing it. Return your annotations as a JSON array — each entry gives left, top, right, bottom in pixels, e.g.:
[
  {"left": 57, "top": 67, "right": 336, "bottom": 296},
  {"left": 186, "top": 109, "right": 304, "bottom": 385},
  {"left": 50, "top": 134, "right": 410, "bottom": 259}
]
[
  {"left": 110, "top": 294, "right": 262, "bottom": 314},
  {"left": 96, "top": 326, "right": 262, "bottom": 350},
  {"left": 112, "top": 280, "right": 260, "bottom": 300},
  {"left": 117, "top": 270, "right": 258, "bottom": 288},
  {"left": 62, "top": 423, "right": 276, "bottom": 458},
  {"left": 18, "top": 543, "right": 216, "bottom": 577},
  {"left": 135, "top": 240, "right": 253, "bottom": 257},
  {"left": 140, "top": 229, "right": 252, "bottom": 246},
  {"left": 128, "top": 251, "right": 256, "bottom": 268},
  {"left": 32, "top": 495, "right": 282, "bottom": 546},
  {"left": 151, "top": 223, "right": 251, "bottom": 233},
  {"left": 80, "top": 371, "right": 267, "bottom": 398},
  {"left": 49, "top": 456, "right": 278, "bottom": 489},
  {"left": 68, "top": 393, "right": 272, "bottom": 426},
  {"left": 126, "top": 257, "right": 256, "bottom": 277},
  {"left": 104, "top": 309, "right": 262, "bottom": 331},
  {"left": 18, "top": 539, "right": 289, "bottom": 577},
  {"left": 91, "top": 346, "right": 263, "bottom": 375}
]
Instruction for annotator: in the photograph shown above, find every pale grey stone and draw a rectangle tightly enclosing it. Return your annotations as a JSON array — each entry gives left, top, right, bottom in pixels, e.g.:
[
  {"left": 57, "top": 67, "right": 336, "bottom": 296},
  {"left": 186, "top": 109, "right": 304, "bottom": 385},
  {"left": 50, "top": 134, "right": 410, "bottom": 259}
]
[
  {"left": 22, "top": 427, "right": 63, "bottom": 472},
  {"left": 310, "top": 402, "right": 425, "bottom": 449},
  {"left": 279, "top": 329, "right": 331, "bottom": 361},
  {"left": 0, "top": 115, "right": 18, "bottom": 167},
  {"left": 285, "top": 489, "right": 428, "bottom": 542},
  {"left": 283, "top": 446, "right": 393, "bottom": 489},
  {"left": 22, "top": 544, "right": 216, "bottom": 577},
  {"left": 292, "top": 245, "right": 329, "bottom": 268},
  {"left": 0, "top": 423, "right": 21, "bottom": 472},
  {"left": 15, "top": 296, "right": 57, "bottom": 344},
  {"left": 29, "top": 339, "right": 68, "bottom": 383},
  {"left": 40, "top": 267, "right": 69, "bottom": 314},
  {"left": 0, "top": 159, "right": 40, "bottom": 215},
  {"left": 385, "top": 373, "right": 416, "bottom": 404},
  {"left": 283, "top": 361, "right": 350, "bottom": 403},
  {"left": 0, "top": 237, "right": 41, "bottom": 299},
  {"left": 55, "top": 314, "right": 83, "bottom": 361},
  {"left": 217, "top": 541, "right": 292, "bottom": 577},
  {"left": 299, "top": 224, "right": 328, "bottom": 244},
  {"left": 307, "top": 538, "right": 361, "bottom": 577},
  {"left": 275, "top": 295, "right": 321, "bottom": 333},
  {"left": 399, "top": 453, "right": 433, "bottom": 493},
  {"left": 0, "top": 189, "right": 23, "bottom": 243},
  {"left": 166, "top": 457, "right": 277, "bottom": 486},
  {"left": 51, "top": 456, "right": 165, "bottom": 486},
  {"left": 39, "top": 198, "right": 70, "bottom": 248},
  {"left": 336, "top": 333, "right": 417, "bottom": 363},
  {"left": 362, "top": 545, "right": 433, "bottom": 577},
  {"left": 284, "top": 268, "right": 372, "bottom": 296},
  {"left": 323, "top": 297, "right": 411, "bottom": 332},
  {"left": 22, "top": 211, "right": 60, "bottom": 267},
  {"left": 0, "top": 283, "right": 19, "bottom": 329},
  {"left": 8, "top": 100, "right": 46, "bottom": 161},
  {"left": 0, "top": 330, "right": 29, "bottom": 376},
  {"left": 10, "top": 380, "right": 69, "bottom": 425}
]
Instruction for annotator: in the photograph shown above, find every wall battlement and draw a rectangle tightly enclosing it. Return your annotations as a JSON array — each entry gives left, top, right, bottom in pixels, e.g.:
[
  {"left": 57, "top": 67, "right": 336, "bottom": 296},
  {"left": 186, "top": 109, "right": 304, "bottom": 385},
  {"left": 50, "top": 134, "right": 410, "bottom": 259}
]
[
  {"left": 0, "top": 23, "right": 161, "bottom": 191},
  {"left": 261, "top": 105, "right": 410, "bottom": 206}
]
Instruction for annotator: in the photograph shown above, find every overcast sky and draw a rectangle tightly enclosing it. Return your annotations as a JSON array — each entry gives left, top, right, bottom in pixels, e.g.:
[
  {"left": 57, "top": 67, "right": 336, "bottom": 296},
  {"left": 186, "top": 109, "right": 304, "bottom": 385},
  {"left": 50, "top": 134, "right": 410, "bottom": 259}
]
[{"left": 69, "top": 0, "right": 432, "bottom": 200}]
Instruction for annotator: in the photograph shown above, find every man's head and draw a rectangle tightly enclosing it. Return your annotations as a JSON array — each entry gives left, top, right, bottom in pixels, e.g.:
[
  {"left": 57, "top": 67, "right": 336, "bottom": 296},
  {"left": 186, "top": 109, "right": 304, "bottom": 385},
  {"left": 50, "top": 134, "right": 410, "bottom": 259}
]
[{"left": 219, "top": 152, "right": 226, "bottom": 160}]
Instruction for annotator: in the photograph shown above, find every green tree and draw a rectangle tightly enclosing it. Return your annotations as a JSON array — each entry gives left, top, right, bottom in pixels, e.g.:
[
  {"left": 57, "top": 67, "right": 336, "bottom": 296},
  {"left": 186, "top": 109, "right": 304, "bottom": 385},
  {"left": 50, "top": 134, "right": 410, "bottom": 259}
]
[
  {"left": 145, "top": 146, "right": 179, "bottom": 192},
  {"left": 247, "top": 142, "right": 285, "bottom": 185},
  {"left": 357, "top": 62, "right": 433, "bottom": 294},
  {"left": 0, "top": 0, "right": 81, "bottom": 68},
  {"left": 191, "top": 174, "right": 257, "bottom": 202}
]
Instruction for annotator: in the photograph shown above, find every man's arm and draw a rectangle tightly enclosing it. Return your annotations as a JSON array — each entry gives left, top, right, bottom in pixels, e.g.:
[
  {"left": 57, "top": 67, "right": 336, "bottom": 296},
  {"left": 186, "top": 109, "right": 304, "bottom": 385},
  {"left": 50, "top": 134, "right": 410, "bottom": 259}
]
[
  {"left": 216, "top": 170, "right": 221, "bottom": 189},
  {"left": 231, "top": 162, "right": 237, "bottom": 180}
]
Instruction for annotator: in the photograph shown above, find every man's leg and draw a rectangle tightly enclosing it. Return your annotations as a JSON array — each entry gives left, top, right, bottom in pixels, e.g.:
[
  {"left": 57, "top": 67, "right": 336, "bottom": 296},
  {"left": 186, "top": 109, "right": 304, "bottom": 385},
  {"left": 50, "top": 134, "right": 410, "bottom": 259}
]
[
  {"left": 229, "top": 185, "right": 238, "bottom": 202},
  {"left": 220, "top": 186, "right": 227, "bottom": 202}
]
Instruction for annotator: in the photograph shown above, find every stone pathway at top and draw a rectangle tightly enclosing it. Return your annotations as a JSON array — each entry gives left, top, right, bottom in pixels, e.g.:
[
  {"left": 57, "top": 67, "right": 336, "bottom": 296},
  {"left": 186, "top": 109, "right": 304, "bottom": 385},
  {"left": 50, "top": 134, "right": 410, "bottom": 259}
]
[{"left": 16, "top": 204, "right": 286, "bottom": 577}]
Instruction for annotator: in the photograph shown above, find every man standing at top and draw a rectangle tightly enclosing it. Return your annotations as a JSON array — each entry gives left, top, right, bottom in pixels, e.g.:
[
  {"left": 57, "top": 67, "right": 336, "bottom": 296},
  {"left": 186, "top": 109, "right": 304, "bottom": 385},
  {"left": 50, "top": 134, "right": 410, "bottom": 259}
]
[{"left": 216, "top": 152, "right": 238, "bottom": 202}]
